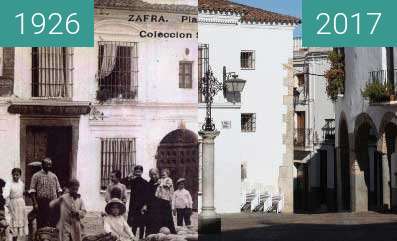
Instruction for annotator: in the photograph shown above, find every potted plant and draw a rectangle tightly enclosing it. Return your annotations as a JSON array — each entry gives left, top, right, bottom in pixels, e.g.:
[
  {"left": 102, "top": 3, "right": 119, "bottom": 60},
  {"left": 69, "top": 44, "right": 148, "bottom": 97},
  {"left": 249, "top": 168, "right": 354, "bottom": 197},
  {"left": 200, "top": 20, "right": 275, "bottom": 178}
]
[
  {"left": 96, "top": 88, "right": 111, "bottom": 103},
  {"left": 362, "top": 81, "right": 391, "bottom": 103},
  {"left": 325, "top": 51, "right": 345, "bottom": 102}
]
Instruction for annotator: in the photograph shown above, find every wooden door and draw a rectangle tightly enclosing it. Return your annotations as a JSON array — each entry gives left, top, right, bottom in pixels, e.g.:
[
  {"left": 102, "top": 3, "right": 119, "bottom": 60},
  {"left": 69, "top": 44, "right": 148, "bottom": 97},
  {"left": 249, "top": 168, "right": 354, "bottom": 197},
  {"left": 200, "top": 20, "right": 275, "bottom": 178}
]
[
  {"left": 25, "top": 126, "right": 72, "bottom": 192},
  {"left": 156, "top": 129, "right": 198, "bottom": 210}
]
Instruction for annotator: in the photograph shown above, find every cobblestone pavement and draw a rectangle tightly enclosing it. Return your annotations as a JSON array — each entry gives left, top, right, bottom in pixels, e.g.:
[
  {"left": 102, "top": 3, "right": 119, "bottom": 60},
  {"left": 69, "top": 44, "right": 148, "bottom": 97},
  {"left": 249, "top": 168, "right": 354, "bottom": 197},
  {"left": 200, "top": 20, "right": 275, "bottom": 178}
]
[
  {"left": 82, "top": 212, "right": 198, "bottom": 236},
  {"left": 200, "top": 212, "right": 397, "bottom": 241}
]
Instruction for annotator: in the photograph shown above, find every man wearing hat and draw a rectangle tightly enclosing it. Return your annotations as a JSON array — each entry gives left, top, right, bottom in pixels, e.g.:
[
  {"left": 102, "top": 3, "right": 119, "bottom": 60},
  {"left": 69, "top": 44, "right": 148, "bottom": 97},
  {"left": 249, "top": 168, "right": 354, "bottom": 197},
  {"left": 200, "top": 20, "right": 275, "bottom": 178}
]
[
  {"left": 125, "top": 165, "right": 149, "bottom": 239},
  {"left": 172, "top": 178, "right": 193, "bottom": 227},
  {"left": 103, "top": 198, "right": 138, "bottom": 241}
]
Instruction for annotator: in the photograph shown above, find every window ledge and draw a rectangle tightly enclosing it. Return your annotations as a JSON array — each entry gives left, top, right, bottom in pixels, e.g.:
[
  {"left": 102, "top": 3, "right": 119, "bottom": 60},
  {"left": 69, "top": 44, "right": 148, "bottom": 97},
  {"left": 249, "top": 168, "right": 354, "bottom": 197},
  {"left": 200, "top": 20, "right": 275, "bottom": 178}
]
[
  {"left": 95, "top": 99, "right": 138, "bottom": 106},
  {"left": 30, "top": 97, "right": 73, "bottom": 101},
  {"left": 241, "top": 68, "right": 255, "bottom": 70}
]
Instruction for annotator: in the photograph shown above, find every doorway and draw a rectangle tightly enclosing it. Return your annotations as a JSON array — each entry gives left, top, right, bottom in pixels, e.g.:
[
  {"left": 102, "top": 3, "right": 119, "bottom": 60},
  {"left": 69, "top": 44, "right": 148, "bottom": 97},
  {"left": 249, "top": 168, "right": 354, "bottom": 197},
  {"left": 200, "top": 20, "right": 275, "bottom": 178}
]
[{"left": 24, "top": 126, "right": 73, "bottom": 191}]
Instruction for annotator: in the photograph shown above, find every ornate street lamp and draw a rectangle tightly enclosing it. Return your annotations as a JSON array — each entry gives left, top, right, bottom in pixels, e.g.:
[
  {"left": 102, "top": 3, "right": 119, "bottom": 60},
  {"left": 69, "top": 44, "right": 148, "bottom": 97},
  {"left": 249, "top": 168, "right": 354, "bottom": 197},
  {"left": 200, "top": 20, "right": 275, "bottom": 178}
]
[
  {"left": 198, "top": 66, "right": 246, "bottom": 234},
  {"left": 199, "top": 66, "right": 246, "bottom": 131}
]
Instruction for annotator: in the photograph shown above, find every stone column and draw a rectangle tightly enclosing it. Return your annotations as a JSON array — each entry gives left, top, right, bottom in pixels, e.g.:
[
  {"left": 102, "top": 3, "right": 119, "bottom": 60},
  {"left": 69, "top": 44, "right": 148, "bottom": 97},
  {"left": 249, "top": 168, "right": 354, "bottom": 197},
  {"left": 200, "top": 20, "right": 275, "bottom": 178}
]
[
  {"left": 198, "top": 130, "right": 221, "bottom": 234},
  {"left": 350, "top": 150, "right": 368, "bottom": 212},
  {"left": 335, "top": 147, "right": 343, "bottom": 211},
  {"left": 382, "top": 153, "right": 391, "bottom": 209}
]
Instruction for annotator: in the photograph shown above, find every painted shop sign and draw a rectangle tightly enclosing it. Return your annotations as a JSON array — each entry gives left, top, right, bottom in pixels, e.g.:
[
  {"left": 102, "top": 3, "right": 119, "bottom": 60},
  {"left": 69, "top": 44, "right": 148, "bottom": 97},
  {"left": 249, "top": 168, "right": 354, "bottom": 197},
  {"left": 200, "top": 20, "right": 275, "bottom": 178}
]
[
  {"left": 125, "top": 13, "right": 197, "bottom": 39},
  {"left": 128, "top": 15, "right": 197, "bottom": 23}
]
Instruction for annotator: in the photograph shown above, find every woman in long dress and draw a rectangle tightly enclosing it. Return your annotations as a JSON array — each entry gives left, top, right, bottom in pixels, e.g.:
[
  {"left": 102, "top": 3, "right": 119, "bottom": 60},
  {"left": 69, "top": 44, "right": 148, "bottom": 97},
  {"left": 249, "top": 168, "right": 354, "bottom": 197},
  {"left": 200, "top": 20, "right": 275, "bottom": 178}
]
[{"left": 4, "top": 168, "right": 28, "bottom": 241}]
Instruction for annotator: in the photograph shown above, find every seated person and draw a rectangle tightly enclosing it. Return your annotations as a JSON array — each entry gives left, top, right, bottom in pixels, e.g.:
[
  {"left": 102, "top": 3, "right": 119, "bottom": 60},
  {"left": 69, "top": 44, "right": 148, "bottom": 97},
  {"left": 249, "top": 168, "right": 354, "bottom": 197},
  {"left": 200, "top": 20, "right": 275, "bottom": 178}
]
[{"left": 103, "top": 198, "right": 138, "bottom": 241}]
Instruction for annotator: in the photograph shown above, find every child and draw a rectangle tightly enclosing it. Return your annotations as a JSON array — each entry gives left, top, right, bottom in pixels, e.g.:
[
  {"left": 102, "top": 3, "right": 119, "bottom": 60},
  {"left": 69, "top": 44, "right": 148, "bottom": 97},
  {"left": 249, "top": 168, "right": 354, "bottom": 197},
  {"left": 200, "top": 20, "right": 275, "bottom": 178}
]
[
  {"left": 172, "top": 178, "right": 192, "bottom": 227},
  {"left": 4, "top": 168, "right": 28, "bottom": 241},
  {"left": 103, "top": 198, "right": 138, "bottom": 241},
  {"left": 105, "top": 170, "right": 127, "bottom": 203},
  {"left": 155, "top": 169, "right": 174, "bottom": 202},
  {"left": 50, "top": 179, "right": 86, "bottom": 241},
  {"left": 155, "top": 169, "right": 176, "bottom": 234},
  {"left": 0, "top": 178, "right": 10, "bottom": 241}
]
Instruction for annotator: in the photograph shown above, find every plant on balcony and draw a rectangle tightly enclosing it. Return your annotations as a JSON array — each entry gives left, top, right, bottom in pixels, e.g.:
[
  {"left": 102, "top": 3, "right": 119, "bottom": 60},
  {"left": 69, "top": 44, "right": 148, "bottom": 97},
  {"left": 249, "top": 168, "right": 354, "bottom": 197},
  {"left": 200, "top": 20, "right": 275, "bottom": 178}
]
[
  {"left": 96, "top": 88, "right": 111, "bottom": 103},
  {"left": 325, "top": 51, "right": 345, "bottom": 102},
  {"left": 362, "top": 81, "right": 393, "bottom": 103}
]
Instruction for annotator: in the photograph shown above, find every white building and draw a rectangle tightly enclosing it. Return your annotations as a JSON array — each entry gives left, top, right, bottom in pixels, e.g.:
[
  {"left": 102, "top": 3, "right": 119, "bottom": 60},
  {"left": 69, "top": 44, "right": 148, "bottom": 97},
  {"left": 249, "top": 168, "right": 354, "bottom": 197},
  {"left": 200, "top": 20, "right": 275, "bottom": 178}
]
[
  {"left": 292, "top": 41, "right": 336, "bottom": 212},
  {"left": 198, "top": 0, "right": 300, "bottom": 213},
  {"left": 335, "top": 47, "right": 397, "bottom": 212},
  {"left": 0, "top": 0, "right": 198, "bottom": 212}
]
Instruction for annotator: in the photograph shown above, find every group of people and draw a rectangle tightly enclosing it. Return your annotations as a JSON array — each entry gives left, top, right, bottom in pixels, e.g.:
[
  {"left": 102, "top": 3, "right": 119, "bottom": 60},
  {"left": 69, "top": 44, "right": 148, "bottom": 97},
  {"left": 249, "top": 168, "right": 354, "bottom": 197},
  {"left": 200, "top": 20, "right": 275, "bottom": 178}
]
[{"left": 0, "top": 157, "right": 193, "bottom": 241}]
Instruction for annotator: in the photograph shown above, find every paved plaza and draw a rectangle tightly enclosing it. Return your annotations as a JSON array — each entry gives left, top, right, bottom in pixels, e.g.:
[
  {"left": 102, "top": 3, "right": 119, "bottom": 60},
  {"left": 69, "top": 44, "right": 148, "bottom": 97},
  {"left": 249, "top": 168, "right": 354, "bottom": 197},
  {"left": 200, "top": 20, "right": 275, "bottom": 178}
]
[{"left": 200, "top": 212, "right": 397, "bottom": 241}]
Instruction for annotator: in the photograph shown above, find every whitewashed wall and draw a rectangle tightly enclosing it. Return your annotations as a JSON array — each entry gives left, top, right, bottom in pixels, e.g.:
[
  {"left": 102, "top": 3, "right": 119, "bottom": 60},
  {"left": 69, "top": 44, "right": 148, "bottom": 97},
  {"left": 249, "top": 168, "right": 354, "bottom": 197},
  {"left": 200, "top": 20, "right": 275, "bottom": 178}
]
[{"left": 198, "top": 15, "right": 294, "bottom": 213}]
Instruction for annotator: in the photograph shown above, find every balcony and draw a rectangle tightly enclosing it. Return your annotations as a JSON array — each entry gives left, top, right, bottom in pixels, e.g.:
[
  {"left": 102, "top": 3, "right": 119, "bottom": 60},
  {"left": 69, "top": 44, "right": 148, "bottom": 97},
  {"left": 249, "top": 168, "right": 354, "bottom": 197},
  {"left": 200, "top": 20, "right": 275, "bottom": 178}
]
[
  {"left": 365, "top": 69, "right": 397, "bottom": 105},
  {"left": 293, "top": 86, "right": 309, "bottom": 107},
  {"left": 294, "top": 128, "right": 313, "bottom": 149},
  {"left": 322, "top": 119, "right": 335, "bottom": 144}
]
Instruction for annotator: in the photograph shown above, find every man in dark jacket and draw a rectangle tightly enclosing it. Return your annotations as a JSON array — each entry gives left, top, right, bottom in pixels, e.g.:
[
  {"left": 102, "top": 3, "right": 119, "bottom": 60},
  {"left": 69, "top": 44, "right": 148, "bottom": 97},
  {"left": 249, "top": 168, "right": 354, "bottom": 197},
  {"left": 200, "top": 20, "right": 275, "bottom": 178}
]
[
  {"left": 126, "top": 165, "right": 148, "bottom": 239},
  {"left": 145, "top": 168, "right": 162, "bottom": 235}
]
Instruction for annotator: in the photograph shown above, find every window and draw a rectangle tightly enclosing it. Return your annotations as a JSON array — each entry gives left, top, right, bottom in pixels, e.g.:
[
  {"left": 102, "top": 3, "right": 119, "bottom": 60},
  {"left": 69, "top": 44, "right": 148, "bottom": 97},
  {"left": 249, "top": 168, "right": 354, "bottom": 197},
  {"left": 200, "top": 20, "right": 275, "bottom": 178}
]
[
  {"left": 179, "top": 61, "right": 193, "bottom": 89},
  {"left": 32, "top": 47, "right": 73, "bottom": 98},
  {"left": 241, "top": 113, "right": 256, "bottom": 132},
  {"left": 297, "top": 73, "right": 305, "bottom": 87},
  {"left": 241, "top": 50, "right": 255, "bottom": 69},
  {"left": 0, "top": 48, "right": 14, "bottom": 96},
  {"left": 97, "top": 41, "right": 138, "bottom": 101},
  {"left": 100, "top": 138, "right": 136, "bottom": 190},
  {"left": 198, "top": 44, "right": 209, "bottom": 102}
]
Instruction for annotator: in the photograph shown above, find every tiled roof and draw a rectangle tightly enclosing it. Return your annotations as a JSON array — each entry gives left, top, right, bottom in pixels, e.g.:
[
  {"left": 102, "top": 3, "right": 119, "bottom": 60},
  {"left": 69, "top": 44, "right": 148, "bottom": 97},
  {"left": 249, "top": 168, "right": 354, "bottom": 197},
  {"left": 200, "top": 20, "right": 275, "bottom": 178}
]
[
  {"left": 94, "top": 0, "right": 197, "bottom": 14},
  {"left": 199, "top": 0, "right": 301, "bottom": 25}
]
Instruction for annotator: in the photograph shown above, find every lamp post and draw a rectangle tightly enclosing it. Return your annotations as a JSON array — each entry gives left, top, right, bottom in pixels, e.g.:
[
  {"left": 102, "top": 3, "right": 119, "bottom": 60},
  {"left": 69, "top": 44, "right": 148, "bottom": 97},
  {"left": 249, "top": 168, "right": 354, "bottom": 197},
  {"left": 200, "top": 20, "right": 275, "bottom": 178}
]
[{"left": 199, "top": 67, "right": 245, "bottom": 234}]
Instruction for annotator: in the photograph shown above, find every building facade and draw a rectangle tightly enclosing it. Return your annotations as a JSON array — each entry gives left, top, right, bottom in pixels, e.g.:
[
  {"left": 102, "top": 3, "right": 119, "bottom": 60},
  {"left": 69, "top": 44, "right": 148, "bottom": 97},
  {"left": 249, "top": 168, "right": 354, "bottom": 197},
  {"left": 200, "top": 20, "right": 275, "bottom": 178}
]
[
  {"left": 292, "top": 42, "right": 336, "bottom": 212},
  {"left": 198, "top": 0, "right": 300, "bottom": 213},
  {"left": 335, "top": 47, "right": 397, "bottom": 212},
  {"left": 0, "top": 0, "right": 198, "bottom": 211}
]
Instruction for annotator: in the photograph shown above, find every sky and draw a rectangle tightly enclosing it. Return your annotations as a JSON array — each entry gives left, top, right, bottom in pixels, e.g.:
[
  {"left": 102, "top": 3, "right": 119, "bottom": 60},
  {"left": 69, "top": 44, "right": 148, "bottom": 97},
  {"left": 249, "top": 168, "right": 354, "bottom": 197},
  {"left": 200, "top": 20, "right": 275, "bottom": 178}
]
[{"left": 232, "top": 0, "right": 302, "bottom": 36}]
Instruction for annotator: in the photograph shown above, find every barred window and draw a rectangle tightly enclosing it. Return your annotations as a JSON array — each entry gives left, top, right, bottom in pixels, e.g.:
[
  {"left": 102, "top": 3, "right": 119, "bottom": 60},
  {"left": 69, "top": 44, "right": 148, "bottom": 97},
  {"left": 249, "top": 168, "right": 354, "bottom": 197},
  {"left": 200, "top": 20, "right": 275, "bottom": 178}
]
[
  {"left": 0, "top": 48, "right": 14, "bottom": 96},
  {"left": 100, "top": 138, "right": 136, "bottom": 190},
  {"left": 198, "top": 44, "right": 209, "bottom": 102},
  {"left": 241, "top": 113, "right": 256, "bottom": 132},
  {"left": 97, "top": 41, "right": 138, "bottom": 101},
  {"left": 32, "top": 47, "right": 73, "bottom": 98},
  {"left": 241, "top": 50, "right": 255, "bottom": 69},
  {"left": 179, "top": 61, "right": 193, "bottom": 89}
]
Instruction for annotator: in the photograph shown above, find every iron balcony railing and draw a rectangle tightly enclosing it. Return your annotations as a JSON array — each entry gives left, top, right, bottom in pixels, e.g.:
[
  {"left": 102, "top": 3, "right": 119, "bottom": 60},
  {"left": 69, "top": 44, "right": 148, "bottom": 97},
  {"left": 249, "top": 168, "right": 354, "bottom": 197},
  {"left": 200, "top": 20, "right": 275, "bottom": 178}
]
[
  {"left": 294, "top": 128, "right": 313, "bottom": 148},
  {"left": 368, "top": 69, "right": 397, "bottom": 94},
  {"left": 322, "top": 118, "right": 335, "bottom": 142}
]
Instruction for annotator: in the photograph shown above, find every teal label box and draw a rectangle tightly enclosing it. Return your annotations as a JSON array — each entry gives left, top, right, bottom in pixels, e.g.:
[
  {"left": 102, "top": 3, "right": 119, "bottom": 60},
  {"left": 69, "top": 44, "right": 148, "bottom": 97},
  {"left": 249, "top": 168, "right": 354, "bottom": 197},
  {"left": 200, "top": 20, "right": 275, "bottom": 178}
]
[
  {"left": 0, "top": 0, "right": 93, "bottom": 47},
  {"left": 303, "top": 0, "right": 396, "bottom": 47}
]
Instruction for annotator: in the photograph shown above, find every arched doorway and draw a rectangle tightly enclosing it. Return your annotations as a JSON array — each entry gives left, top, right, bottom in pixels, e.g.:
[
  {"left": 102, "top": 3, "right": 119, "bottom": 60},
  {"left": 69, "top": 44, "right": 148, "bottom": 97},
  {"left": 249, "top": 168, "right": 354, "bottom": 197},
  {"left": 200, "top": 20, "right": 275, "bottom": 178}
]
[
  {"left": 354, "top": 114, "right": 381, "bottom": 211},
  {"left": 339, "top": 115, "right": 351, "bottom": 210},
  {"left": 156, "top": 129, "right": 198, "bottom": 210},
  {"left": 378, "top": 112, "right": 397, "bottom": 210}
]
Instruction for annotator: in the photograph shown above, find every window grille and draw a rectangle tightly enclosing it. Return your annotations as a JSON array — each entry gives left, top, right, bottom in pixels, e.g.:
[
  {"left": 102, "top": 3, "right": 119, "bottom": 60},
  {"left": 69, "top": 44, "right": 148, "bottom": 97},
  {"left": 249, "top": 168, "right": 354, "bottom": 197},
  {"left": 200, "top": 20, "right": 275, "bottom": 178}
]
[
  {"left": 0, "top": 48, "right": 14, "bottom": 96},
  {"left": 241, "top": 113, "right": 256, "bottom": 132},
  {"left": 241, "top": 50, "right": 255, "bottom": 69},
  {"left": 32, "top": 47, "right": 73, "bottom": 98},
  {"left": 179, "top": 61, "right": 193, "bottom": 89},
  {"left": 198, "top": 44, "right": 209, "bottom": 102},
  {"left": 97, "top": 41, "right": 138, "bottom": 101},
  {"left": 100, "top": 138, "right": 136, "bottom": 190}
]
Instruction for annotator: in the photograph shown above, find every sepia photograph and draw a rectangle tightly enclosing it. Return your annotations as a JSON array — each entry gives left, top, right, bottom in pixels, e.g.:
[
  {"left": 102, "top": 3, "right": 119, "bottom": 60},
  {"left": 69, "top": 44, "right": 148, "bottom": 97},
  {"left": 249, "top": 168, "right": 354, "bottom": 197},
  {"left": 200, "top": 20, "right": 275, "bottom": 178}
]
[{"left": 0, "top": 0, "right": 198, "bottom": 241}]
